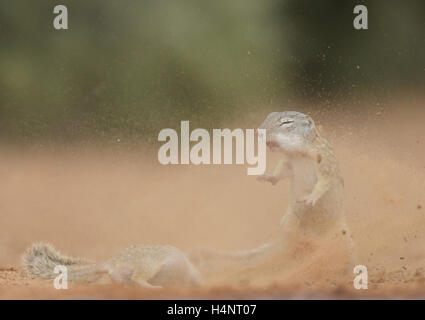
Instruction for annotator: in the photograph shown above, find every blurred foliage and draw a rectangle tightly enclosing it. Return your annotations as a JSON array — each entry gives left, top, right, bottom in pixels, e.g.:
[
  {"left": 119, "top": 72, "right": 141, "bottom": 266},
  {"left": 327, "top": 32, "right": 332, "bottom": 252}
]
[
  {"left": 279, "top": 0, "right": 425, "bottom": 101},
  {"left": 0, "top": 0, "right": 423, "bottom": 143}
]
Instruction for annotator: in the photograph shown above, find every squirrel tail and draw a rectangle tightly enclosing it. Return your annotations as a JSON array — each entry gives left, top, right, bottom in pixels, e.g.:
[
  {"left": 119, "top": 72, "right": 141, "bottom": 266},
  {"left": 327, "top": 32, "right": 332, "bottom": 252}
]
[{"left": 22, "top": 242, "right": 104, "bottom": 282}]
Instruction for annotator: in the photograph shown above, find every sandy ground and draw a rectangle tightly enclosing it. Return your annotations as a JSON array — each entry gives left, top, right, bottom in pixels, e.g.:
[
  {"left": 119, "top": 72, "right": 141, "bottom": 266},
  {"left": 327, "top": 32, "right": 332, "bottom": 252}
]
[{"left": 1, "top": 95, "right": 425, "bottom": 299}]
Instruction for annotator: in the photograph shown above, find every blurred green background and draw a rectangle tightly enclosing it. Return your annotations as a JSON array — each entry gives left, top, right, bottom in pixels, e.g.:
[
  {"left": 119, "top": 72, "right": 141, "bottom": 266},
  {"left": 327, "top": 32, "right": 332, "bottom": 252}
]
[{"left": 0, "top": 0, "right": 424, "bottom": 144}]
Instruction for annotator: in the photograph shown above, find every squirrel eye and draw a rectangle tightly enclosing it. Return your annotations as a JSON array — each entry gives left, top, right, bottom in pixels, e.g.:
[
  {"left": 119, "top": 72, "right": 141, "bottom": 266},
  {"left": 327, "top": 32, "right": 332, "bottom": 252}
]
[{"left": 279, "top": 119, "right": 294, "bottom": 126}]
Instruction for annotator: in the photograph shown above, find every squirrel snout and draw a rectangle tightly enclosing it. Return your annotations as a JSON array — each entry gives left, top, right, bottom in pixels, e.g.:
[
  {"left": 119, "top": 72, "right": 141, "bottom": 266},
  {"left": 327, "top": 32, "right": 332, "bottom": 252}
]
[{"left": 266, "top": 141, "right": 279, "bottom": 149}]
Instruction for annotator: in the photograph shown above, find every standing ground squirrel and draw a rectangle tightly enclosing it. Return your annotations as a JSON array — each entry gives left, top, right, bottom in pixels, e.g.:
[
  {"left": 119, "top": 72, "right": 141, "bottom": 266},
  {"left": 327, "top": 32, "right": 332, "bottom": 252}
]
[
  {"left": 192, "top": 111, "right": 353, "bottom": 284},
  {"left": 22, "top": 243, "right": 202, "bottom": 288},
  {"left": 257, "top": 111, "right": 346, "bottom": 230}
]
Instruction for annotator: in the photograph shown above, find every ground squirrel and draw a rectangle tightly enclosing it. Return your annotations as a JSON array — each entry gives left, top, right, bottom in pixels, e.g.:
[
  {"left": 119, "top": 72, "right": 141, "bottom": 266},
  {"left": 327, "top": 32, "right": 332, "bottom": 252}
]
[
  {"left": 192, "top": 111, "right": 353, "bottom": 283},
  {"left": 22, "top": 242, "right": 202, "bottom": 288}
]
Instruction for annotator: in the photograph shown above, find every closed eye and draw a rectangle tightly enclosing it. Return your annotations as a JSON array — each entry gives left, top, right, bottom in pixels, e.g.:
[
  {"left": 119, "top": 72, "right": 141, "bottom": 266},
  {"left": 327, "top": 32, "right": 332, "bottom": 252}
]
[{"left": 279, "top": 120, "right": 294, "bottom": 126}]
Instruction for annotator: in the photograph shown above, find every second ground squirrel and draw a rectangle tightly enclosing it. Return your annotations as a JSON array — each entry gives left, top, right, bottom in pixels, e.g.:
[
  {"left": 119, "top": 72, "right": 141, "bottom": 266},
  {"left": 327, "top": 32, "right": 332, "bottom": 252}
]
[{"left": 22, "top": 243, "right": 202, "bottom": 288}]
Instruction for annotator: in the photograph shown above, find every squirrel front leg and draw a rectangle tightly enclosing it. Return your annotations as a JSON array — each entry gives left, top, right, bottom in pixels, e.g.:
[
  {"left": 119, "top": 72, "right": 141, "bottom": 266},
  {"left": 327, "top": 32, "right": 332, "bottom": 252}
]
[
  {"left": 298, "top": 176, "right": 331, "bottom": 207},
  {"left": 298, "top": 153, "right": 331, "bottom": 206},
  {"left": 257, "top": 158, "right": 291, "bottom": 185}
]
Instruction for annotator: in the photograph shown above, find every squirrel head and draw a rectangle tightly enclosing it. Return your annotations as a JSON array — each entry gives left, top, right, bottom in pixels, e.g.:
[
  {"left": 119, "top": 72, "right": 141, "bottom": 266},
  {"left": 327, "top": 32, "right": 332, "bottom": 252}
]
[{"left": 258, "top": 111, "right": 318, "bottom": 153}]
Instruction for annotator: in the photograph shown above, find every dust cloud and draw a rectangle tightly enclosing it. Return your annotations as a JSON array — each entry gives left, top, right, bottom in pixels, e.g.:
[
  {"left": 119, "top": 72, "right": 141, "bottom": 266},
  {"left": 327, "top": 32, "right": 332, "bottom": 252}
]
[{"left": 1, "top": 95, "right": 425, "bottom": 298}]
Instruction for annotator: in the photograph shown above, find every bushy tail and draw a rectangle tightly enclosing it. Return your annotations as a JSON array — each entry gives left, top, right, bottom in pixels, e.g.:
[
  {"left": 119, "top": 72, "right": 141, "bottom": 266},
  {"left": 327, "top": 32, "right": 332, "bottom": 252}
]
[{"left": 22, "top": 242, "right": 104, "bottom": 282}]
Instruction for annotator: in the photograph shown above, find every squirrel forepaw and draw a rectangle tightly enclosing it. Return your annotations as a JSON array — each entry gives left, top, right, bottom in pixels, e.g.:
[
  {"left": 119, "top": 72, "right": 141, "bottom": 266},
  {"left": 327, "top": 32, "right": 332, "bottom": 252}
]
[
  {"left": 256, "top": 174, "right": 277, "bottom": 185},
  {"left": 297, "top": 197, "right": 317, "bottom": 207}
]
